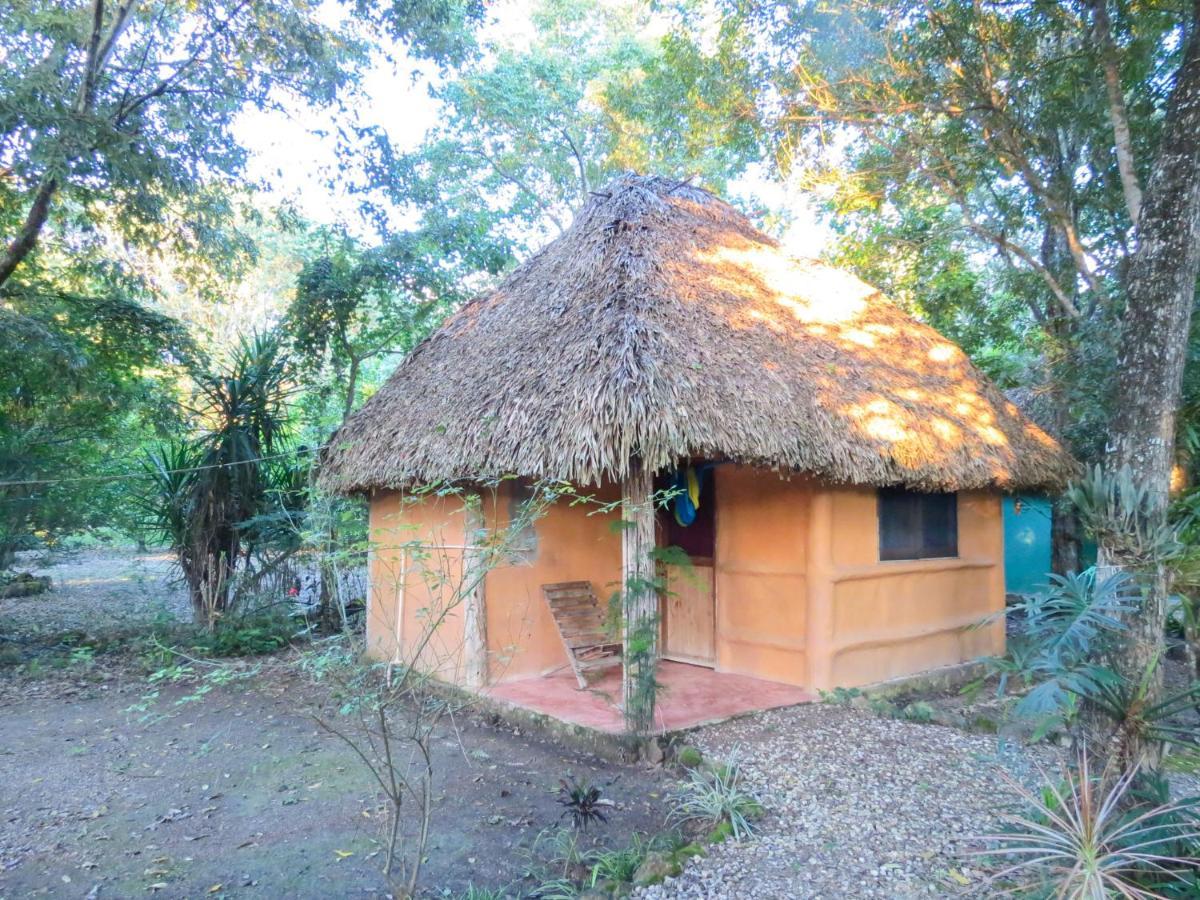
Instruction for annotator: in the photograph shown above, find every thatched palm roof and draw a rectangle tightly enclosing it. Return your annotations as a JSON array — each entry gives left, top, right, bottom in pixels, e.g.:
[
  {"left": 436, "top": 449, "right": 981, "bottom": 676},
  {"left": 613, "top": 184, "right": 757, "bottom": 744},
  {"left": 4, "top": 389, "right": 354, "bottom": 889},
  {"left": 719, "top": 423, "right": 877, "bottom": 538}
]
[{"left": 320, "top": 174, "right": 1072, "bottom": 493}]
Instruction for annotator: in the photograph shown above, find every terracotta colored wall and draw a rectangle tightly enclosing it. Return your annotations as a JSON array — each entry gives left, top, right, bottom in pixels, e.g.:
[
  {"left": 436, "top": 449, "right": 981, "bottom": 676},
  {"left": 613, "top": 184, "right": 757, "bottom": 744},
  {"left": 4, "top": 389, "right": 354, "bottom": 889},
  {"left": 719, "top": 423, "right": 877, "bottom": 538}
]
[
  {"left": 483, "top": 482, "right": 622, "bottom": 683},
  {"left": 713, "top": 466, "right": 811, "bottom": 686},
  {"left": 366, "top": 490, "right": 471, "bottom": 683},
  {"left": 807, "top": 487, "right": 1005, "bottom": 690}
]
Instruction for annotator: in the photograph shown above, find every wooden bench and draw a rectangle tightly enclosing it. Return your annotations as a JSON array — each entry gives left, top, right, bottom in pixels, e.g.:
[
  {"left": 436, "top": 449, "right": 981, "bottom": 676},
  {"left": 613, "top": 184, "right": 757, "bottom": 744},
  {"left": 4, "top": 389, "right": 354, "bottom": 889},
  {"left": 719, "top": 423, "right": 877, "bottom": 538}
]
[{"left": 541, "top": 581, "right": 622, "bottom": 688}]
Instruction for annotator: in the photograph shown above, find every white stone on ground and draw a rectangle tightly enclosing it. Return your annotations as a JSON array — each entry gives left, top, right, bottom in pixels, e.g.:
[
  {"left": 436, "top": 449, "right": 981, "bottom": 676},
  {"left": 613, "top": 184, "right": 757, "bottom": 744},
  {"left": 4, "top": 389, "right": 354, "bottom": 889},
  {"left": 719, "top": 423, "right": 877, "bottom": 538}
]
[{"left": 637, "top": 704, "right": 1043, "bottom": 899}]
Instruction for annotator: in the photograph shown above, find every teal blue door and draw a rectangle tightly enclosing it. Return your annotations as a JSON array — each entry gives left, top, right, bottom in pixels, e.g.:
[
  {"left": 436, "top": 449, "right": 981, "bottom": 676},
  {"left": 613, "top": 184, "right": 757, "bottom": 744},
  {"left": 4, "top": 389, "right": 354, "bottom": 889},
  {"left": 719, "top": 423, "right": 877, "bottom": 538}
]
[{"left": 1003, "top": 494, "right": 1052, "bottom": 595}]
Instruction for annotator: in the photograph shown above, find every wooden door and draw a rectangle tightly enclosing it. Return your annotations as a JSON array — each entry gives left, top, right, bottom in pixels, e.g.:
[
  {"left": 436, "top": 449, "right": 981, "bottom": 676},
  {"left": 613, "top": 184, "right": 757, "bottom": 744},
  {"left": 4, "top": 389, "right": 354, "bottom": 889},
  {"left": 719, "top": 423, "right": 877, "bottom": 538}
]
[{"left": 662, "top": 563, "right": 715, "bottom": 666}]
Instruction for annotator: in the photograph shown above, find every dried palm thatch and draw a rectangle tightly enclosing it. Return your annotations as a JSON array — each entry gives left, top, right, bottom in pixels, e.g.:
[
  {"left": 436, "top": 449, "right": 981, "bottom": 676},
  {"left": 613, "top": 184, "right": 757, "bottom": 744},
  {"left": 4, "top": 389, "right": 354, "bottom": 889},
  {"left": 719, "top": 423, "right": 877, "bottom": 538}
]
[{"left": 320, "top": 174, "right": 1073, "bottom": 493}]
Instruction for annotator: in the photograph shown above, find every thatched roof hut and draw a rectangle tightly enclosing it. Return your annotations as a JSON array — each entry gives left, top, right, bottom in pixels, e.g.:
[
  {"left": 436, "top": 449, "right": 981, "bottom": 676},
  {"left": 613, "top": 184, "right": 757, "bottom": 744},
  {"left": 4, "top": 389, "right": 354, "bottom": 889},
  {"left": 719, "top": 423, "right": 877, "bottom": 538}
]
[{"left": 320, "top": 174, "right": 1072, "bottom": 493}]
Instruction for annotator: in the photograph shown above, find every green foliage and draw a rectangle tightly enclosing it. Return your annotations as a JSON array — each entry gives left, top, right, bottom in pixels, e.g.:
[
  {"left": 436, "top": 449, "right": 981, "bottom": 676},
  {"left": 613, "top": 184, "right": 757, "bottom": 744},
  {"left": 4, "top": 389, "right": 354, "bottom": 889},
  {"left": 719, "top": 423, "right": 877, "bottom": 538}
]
[
  {"left": 669, "top": 750, "right": 763, "bottom": 842},
  {"left": 285, "top": 229, "right": 463, "bottom": 420},
  {"left": 0, "top": 1, "right": 363, "bottom": 281},
  {"left": 984, "top": 567, "right": 1138, "bottom": 728},
  {"left": 586, "top": 834, "right": 652, "bottom": 885},
  {"left": 1068, "top": 465, "right": 1179, "bottom": 568},
  {"left": 458, "top": 886, "right": 512, "bottom": 900},
  {"left": 980, "top": 752, "right": 1200, "bottom": 897},
  {"left": 0, "top": 282, "right": 192, "bottom": 561},
  {"left": 139, "top": 333, "right": 303, "bottom": 624},
  {"left": 368, "top": 0, "right": 759, "bottom": 279},
  {"left": 183, "top": 616, "right": 296, "bottom": 658},
  {"left": 819, "top": 686, "right": 863, "bottom": 706},
  {"left": 1073, "top": 660, "right": 1200, "bottom": 768},
  {"left": 0, "top": 0, "right": 485, "bottom": 286}
]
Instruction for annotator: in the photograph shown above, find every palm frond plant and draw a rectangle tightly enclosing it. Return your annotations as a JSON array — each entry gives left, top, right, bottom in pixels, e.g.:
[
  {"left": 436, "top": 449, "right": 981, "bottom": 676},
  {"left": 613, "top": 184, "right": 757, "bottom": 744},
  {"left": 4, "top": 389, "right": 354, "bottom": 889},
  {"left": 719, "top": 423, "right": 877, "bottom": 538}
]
[
  {"left": 1067, "top": 465, "right": 1180, "bottom": 568},
  {"left": 141, "top": 333, "right": 297, "bottom": 628},
  {"left": 977, "top": 749, "right": 1200, "bottom": 898},
  {"left": 1073, "top": 658, "right": 1200, "bottom": 771},
  {"left": 986, "top": 568, "right": 1138, "bottom": 738}
]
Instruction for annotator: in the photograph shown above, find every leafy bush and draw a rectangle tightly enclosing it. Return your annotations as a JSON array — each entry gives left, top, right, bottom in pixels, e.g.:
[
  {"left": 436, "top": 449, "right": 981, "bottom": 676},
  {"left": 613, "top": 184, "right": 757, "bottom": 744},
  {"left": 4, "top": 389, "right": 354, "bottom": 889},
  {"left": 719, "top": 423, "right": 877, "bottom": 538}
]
[
  {"left": 982, "top": 567, "right": 1139, "bottom": 733},
  {"left": 669, "top": 749, "right": 763, "bottom": 841},
  {"left": 185, "top": 616, "right": 295, "bottom": 657}
]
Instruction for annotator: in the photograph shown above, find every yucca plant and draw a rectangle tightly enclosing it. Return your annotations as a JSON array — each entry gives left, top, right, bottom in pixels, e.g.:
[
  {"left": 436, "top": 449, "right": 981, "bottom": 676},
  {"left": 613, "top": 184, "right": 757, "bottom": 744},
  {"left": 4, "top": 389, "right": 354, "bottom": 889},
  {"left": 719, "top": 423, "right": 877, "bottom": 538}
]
[
  {"left": 141, "top": 333, "right": 296, "bottom": 627},
  {"left": 978, "top": 750, "right": 1200, "bottom": 898}
]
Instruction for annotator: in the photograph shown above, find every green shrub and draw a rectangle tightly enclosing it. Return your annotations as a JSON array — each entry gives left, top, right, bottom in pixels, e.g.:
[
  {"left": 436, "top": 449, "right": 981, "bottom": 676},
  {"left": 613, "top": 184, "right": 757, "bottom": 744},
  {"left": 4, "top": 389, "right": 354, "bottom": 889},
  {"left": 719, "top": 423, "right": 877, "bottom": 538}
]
[
  {"left": 186, "top": 615, "right": 295, "bottom": 657},
  {"left": 819, "top": 686, "right": 863, "bottom": 706},
  {"left": 900, "top": 701, "right": 936, "bottom": 723},
  {"left": 675, "top": 745, "right": 703, "bottom": 768}
]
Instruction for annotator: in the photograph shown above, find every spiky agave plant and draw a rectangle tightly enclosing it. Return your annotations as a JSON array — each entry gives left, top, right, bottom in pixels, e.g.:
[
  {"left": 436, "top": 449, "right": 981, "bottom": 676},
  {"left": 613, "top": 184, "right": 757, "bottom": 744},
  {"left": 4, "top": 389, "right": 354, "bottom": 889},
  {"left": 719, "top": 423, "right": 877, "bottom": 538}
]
[{"left": 977, "top": 749, "right": 1200, "bottom": 898}]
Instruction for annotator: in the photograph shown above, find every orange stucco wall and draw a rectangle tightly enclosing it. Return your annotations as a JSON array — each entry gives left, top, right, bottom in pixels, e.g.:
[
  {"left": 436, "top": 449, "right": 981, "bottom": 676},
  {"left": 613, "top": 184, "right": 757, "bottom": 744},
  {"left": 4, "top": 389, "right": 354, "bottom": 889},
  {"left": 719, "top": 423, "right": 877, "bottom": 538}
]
[
  {"left": 713, "top": 466, "right": 811, "bottom": 685},
  {"left": 366, "top": 489, "right": 470, "bottom": 682},
  {"left": 366, "top": 483, "right": 622, "bottom": 685},
  {"left": 482, "top": 482, "right": 622, "bottom": 682},
  {"left": 806, "top": 487, "right": 1005, "bottom": 690},
  {"left": 367, "top": 472, "right": 1006, "bottom": 694}
]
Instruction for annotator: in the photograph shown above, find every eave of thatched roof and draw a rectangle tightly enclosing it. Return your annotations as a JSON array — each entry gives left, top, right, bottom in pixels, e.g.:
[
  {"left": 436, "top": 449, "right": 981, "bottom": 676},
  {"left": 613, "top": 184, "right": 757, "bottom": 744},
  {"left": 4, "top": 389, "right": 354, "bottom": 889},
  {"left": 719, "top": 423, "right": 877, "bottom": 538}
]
[{"left": 319, "top": 174, "right": 1075, "bottom": 494}]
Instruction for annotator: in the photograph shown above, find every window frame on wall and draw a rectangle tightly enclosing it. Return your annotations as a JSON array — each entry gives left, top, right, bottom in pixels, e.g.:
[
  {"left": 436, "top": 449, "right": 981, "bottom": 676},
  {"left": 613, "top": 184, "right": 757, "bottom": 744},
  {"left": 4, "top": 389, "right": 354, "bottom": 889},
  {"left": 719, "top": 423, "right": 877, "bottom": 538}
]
[{"left": 877, "top": 488, "right": 959, "bottom": 561}]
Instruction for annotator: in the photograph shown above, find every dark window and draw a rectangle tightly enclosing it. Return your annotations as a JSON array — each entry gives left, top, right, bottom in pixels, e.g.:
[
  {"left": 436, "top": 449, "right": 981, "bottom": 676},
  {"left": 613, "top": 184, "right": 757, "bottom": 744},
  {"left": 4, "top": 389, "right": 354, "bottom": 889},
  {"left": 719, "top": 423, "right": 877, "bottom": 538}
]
[{"left": 878, "top": 489, "right": 958, "bottom": 561}]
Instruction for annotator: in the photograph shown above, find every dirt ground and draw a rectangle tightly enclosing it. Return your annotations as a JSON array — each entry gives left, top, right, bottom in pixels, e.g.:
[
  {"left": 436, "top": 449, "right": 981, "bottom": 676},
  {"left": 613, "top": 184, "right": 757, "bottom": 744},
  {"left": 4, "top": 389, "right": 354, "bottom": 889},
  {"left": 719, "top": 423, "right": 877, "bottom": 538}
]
[
  {"left": 0, "top": 550, "right": 191, "bottom": 639},
  {"left": 0, "top": 552, "right": 673, "bottom": 899}
]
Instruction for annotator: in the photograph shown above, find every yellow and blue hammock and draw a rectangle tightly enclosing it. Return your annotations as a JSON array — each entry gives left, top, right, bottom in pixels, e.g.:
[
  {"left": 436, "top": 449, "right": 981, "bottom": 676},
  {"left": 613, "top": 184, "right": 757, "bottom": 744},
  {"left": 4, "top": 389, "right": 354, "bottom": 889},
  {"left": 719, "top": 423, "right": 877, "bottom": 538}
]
[{"left": 670, "top": 465, "right": 711, "bottom": 526}]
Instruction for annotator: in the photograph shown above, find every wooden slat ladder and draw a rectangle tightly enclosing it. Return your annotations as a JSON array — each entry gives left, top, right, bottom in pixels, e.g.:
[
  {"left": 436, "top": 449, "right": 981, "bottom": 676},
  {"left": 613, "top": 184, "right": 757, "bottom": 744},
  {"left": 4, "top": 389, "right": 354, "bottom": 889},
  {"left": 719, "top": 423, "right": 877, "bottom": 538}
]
[{"left": 541, "top": 581, "right": 622, "bottom": 689}]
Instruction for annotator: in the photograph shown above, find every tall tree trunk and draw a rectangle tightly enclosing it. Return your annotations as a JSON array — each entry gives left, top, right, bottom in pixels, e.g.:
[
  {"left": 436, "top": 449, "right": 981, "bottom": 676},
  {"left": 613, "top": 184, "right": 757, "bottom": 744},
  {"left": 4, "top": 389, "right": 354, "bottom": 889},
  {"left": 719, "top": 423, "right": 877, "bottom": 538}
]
[
  {"left": 620, "top": 457, "right": 658, "bottom": 735},
  {"left": 1104, "top": 0, "right": 1200, "bottom": 722}
]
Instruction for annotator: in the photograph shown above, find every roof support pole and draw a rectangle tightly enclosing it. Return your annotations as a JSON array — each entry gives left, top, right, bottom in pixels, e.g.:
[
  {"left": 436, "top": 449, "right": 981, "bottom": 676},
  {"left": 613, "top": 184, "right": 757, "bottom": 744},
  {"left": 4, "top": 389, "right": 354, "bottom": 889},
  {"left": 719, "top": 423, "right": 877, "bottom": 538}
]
[
  {"left": 462, "top": 492, "right": 489, "bottom": 689},
  {"left": 620, "top": 457, "right": 659, "bottom": 735}
]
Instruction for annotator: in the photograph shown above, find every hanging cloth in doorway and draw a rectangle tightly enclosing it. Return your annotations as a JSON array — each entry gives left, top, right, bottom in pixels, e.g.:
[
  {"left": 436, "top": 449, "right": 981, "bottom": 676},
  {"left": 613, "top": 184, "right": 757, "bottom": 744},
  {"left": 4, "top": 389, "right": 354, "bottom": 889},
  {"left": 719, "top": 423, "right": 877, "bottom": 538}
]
[{"left": 671, "top": 466, "right": 703, "bottom": 526}]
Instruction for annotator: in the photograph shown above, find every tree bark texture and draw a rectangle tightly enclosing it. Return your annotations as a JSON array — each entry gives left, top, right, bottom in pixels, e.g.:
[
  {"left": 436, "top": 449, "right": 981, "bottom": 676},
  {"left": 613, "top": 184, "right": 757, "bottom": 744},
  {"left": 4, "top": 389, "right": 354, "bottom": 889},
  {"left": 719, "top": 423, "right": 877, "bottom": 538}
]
[
  {"left": 620, "top": 457, "right": 658, "bottom": 735},
  {"left": 1105, "top": 0, "right": 1200, "bottom": 698},
  {"left": 462, "top": 494, "right": 489, "bottom": 689}
]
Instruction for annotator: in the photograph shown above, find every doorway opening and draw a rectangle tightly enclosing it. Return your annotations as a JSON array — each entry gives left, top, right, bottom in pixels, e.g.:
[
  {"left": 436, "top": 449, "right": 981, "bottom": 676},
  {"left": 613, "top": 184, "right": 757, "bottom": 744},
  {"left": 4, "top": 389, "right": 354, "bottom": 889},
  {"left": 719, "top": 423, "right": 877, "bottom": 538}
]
[{"left": 656, "top": 465, "right": 716, "bottom": 667}]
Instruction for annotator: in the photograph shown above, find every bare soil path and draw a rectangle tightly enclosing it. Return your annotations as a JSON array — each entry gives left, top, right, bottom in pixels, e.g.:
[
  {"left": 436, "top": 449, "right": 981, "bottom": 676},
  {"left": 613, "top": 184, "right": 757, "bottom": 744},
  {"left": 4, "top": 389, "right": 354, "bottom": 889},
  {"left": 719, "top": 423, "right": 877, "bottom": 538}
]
[{"left": 0, "top": 552, "right": 672, "bottom": 899}]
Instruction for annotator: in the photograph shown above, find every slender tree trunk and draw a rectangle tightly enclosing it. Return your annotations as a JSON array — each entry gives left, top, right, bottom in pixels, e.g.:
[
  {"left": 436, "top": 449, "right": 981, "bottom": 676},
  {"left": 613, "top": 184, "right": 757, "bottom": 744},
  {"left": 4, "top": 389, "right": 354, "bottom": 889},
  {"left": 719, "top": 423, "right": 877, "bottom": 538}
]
[
  {"left": 343, "top": 354, "right": 360, "bottom": 420},
  {"left": 620, "top": 457, "right": 658, "bottom": 735},
  {"left": 1090, "top": 0, "right": 1144, "bottom": 225},
  {"left": 0, "top": 178, "right": 57, "bottom": 289},
  {"left": 1104, "top": 0, "right": 1200, "bottom": 720},
  {"left": 1041, "top": 219, "right": 1084, "bottom": 575}
]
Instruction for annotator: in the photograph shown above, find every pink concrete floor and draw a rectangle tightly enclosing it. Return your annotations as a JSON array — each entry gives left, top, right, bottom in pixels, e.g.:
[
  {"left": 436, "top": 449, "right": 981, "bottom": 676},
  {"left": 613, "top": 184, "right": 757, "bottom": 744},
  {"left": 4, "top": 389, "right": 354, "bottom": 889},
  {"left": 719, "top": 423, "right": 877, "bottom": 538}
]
[{"left": 484, "top": 660, "right": 814, "bottom": 734}]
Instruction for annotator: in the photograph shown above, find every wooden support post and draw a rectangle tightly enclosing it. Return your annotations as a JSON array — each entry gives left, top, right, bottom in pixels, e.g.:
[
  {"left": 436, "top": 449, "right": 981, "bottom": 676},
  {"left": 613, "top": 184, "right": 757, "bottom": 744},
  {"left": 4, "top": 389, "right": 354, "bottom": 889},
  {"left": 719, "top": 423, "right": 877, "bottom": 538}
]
[
  {"left": 621, "top": 457, "right": 659, "bottom": 734},
  {"left": 462, "top": 494, "right": 489, "bottom": 689}
]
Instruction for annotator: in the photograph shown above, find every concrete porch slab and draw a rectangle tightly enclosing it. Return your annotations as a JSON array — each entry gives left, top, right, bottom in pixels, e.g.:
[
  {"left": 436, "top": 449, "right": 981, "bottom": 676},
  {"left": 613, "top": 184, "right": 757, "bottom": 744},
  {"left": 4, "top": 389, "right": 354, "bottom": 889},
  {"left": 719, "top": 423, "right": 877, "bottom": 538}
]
[{"left": 484, "top": 660, "right": 815, "bottom": 734}]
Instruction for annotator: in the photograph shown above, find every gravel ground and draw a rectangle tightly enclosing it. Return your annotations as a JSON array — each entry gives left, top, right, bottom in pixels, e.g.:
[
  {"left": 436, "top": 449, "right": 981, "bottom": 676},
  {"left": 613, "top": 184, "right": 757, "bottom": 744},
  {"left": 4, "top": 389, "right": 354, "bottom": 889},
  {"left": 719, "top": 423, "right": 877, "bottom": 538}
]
[
  {"left": 0, "top": 549, "right": 190, "bottom": 637},
  {"left": 638, "top": 704, "right": 1045, "bottom": 899}
]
